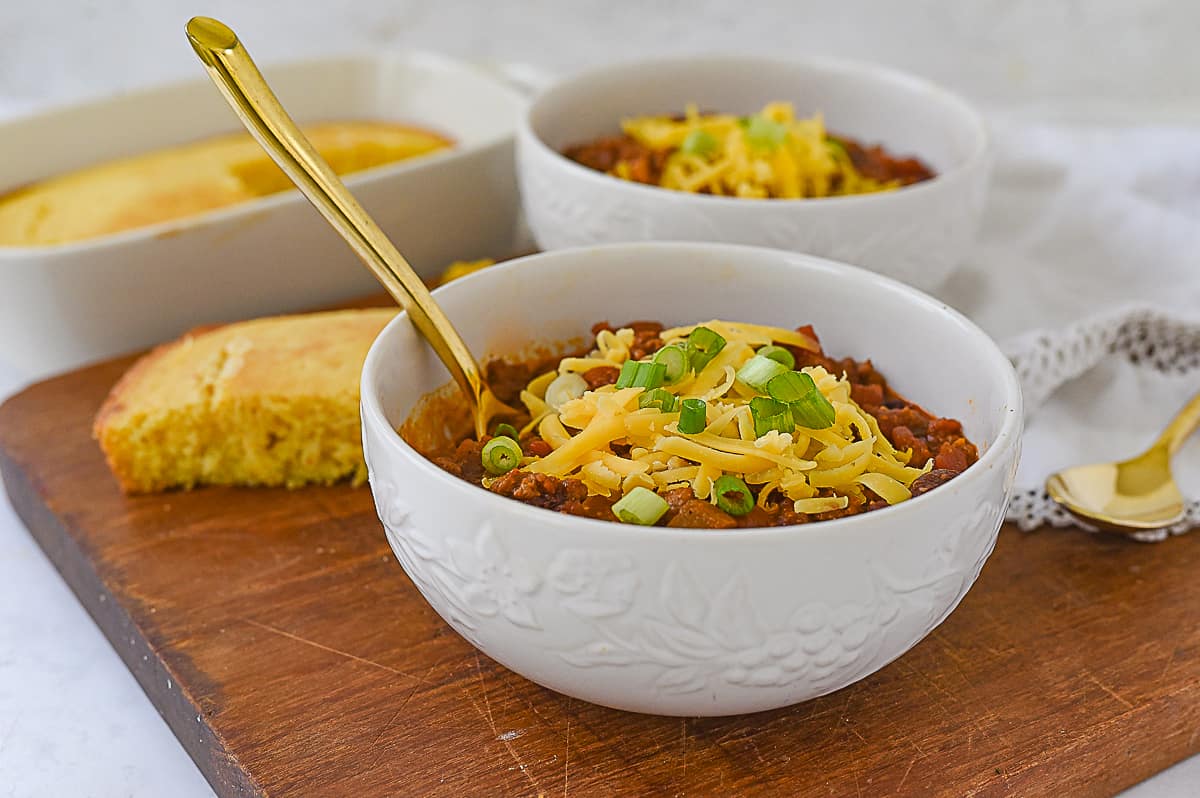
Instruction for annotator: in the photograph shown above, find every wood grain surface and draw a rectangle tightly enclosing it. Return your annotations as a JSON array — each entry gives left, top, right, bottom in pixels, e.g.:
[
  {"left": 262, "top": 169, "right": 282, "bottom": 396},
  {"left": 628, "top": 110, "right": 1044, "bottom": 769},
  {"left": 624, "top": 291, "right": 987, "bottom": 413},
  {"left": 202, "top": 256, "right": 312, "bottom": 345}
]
[{"left": 1, "top": 337, "right": 1198, "bottom": 797}]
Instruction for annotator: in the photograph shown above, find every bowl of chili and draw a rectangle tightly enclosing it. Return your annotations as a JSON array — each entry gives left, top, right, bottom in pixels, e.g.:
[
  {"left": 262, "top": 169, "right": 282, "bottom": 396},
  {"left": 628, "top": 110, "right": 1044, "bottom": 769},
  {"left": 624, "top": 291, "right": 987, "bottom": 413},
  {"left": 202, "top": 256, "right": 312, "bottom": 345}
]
[
  {"left": 361, "top": 242, "right": 1021, "bottom": 716},
  {"left": 516, "top": 55, "right": 990, "bottom": 291}
]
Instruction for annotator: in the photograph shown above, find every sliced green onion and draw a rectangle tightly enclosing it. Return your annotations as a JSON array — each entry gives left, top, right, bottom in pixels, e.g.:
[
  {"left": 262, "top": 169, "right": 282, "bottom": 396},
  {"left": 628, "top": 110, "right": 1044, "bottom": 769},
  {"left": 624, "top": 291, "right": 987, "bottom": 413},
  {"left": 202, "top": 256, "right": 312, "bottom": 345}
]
[
  {"left": 687, "top": 326, "right": 726, "bottom": 372},
  {"left": 766, "top": 370, "right": 817, "bottom": 403},
  {"left": 680, "top": 129, "right": 718, "bottom": 158},
  {"left": 791, "top": 391, "right": 837, "bottom": 429},
  {"left": 493, "top": 422, "right": 520, "bottom": 440},
  {"left": 615, "top": 360, "right": 666, "bottom": 390},
  {"left": 756, "top": 345, "right": 795, "bottom": 370},
  {"left": 545, "top": 372, "right": 588, "bottom": 409},
  {"left": 750, "top": 396, "right": 794, "bottom": 437},
  {"left": 631, "top": 361, "right": 667, "bottom": 389},
  {"left": 759, "top": 371, "right": 836, "bottom": 429},
  {"left": 614, "top": 359, "right": 639, "bottom": 388},
  {"left": 744, "top": 115, "right": 788, "bottom": 150},
  {"left": 750, "top": 396, "right": 788, "bottom": 417},
  {"left": 736, "top": 354, "right": 789, "bottom": 393},
  {"left": 677, "top": 398, "right": 707, "bottom": 434},
  {"left": 652, "top": 344, "right": 690, "bottom": 384},
  {"left": 713, "top": 475, "right": 754, "bottom": 517},
  {"left": 612, "top": 486, "right": 669, "bottom": 526},
  {"left": 481, "top": 436, "right": 523, "bottom": 476},
  {"left": 638, "top": 387, "right": 677, "bottom": 412}
]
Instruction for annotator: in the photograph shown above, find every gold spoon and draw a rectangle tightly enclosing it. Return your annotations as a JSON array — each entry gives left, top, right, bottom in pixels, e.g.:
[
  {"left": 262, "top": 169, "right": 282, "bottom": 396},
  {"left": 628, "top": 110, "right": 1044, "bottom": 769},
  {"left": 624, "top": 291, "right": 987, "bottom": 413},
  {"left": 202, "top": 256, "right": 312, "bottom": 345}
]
[
  {"left": 186, "top": 16, "right": 514, "bottom": 439},
  {"left": 1046, "top": 392, "right": 1200, "bottom": 533}
]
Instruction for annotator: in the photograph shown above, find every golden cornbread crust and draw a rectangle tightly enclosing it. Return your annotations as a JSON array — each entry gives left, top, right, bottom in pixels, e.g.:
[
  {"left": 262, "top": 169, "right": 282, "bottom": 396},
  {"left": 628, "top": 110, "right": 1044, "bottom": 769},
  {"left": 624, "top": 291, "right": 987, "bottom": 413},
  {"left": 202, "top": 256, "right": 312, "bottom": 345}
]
[
  {"left": 0, "top": 121, "right": 451, "bottom": 247},
  {"left": 94, "top": 309, "right": 397, "bottom": 494}
]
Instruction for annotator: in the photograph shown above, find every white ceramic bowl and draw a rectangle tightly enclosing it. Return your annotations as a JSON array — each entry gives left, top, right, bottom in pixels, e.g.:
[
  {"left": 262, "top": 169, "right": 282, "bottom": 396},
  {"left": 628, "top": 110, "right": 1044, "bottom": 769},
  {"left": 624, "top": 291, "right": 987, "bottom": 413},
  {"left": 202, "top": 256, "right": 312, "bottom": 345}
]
[
  {"left": 517, "top": 56, "right": 990, "bottom": 292},
  {"left": 361, "top": 242, "right": 1021, "bottom": 716},
  {"left": 0, "top": 53, "right": 525, "bottom": 379}
]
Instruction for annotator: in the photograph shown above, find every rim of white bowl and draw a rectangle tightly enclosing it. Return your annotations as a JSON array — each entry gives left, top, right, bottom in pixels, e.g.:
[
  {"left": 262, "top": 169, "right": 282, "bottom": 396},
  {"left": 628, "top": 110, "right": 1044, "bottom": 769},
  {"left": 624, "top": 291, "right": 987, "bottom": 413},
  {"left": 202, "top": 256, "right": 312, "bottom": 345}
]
[
  {"left": 520, "top": 53, "right": 990, "bottom": 208},
  {"left": 362, "top": 242, "right": 1022, "bottom": 543}
]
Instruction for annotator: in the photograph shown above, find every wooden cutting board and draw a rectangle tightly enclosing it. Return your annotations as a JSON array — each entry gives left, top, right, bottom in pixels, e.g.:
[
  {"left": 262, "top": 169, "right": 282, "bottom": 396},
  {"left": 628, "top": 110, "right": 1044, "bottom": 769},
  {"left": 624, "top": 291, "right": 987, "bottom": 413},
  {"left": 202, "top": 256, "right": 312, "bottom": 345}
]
[{"left": 2, "top": 316, "right": 1199, "bottom": 798}]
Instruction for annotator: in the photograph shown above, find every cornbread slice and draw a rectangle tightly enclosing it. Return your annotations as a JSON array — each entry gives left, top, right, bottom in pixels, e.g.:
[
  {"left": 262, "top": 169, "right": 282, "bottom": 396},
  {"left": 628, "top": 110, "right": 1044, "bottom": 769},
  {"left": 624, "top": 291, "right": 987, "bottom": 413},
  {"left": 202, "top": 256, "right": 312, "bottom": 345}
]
[
  {"left": 0, "top": 121, "right": 450, "bottom": 246},
  {"left": 94, "top": 309, "right": 396, "bottom": 494}
]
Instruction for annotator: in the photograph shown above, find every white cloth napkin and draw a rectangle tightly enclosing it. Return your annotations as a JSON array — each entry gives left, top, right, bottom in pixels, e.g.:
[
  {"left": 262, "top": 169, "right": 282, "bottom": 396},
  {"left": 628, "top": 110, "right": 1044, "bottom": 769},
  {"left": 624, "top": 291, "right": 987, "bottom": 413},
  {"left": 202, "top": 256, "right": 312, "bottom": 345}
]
[{"left": 936, "top": 118, "right": 1200, "bottom": 540}]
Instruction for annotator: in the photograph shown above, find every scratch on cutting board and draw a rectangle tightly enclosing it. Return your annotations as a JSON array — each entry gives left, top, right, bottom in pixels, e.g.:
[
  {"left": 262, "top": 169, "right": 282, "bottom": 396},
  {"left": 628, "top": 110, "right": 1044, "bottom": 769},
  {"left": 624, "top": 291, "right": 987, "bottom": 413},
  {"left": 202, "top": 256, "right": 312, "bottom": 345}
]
[
  {"left": 1082, "top": 669, "right": 1135, "bottom": 710},
  {"left": 843, "top": 688, "right": 866, "bottom": 798},
  {"left": 838, "top": 682, "right": 864, "bottom": 744},
  {"left": 731, "top": 727, "right": 767, "bottom": 766},
  {"left": 1157, "top": 646, "right": 1178, "bottom": 685},
  {"left": 679, "top": 718, "right": 690, "bottom": 783},
  {"left": 496, "top": 675, "right": 557, "bottom": 730},
  {"left": 931, "top": 629, "right": 975, "bottom": 685},
  {"left": 906, "top": 660, "right": 958, "bottom": 706},
  {"left": 363, "top": 658, "right": 450, "bottom": 772},
  {"left": 841, "top": 681, "right": 859, "bottom": 716},
  {"left": 973, "top": 607, "right": 1019, "bottom": 656},
  {"left": 471, "top": 652, "right": 545, "bottom": 796},
  {"left": 845, "top": 722, "right": 869, "bottom": 746},
  {"left": 562, "top": 705, "right": 571, "bottom": 798},
  {"left": 933, "top": 630, "right": 969, "bottom": 666},
  {"left": 710, "top": 725, "right": 767, "bottom": 765},
  {"left": 898, "top": 660, "right": 1006, "bottom": 750},
  {"left": 241, "top": 619, "right": 425, "bottom": 681},
  {"left": 895, "top": 756, "right": 919, "bottom": 793}
]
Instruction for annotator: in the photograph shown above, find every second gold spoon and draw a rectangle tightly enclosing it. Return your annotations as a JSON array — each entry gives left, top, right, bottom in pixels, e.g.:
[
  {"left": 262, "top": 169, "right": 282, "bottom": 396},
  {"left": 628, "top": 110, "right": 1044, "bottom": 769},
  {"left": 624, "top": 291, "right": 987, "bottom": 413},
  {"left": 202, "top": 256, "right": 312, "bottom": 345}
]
[
  {"left": 1046, "top": 391, "right": 1200, "bottom": 533},
  {"left": 186, "top": 16, "right": 514, "bottom": 438}
]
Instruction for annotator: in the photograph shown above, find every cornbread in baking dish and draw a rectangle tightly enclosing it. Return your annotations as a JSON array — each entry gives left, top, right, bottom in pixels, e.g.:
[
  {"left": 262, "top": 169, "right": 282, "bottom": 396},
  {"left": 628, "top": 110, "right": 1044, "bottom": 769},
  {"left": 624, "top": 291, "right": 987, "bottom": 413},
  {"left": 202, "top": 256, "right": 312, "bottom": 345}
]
[
  {"left": 94, "top": 309, "right": 396, "bottom": 494},
  {"left": 0, "top": 121, "right": 450, "bottom": 247}
]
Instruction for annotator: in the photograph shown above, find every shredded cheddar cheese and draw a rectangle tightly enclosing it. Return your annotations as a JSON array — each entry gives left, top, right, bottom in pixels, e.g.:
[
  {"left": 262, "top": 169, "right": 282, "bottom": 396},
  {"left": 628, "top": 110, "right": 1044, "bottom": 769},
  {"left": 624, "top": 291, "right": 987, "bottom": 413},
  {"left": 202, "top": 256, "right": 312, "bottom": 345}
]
[
  {"left": 620, "top": 102, "right": 901, "bottom": 199},
  {"left": 512, "top": 319, "right": 933, "bottom": 515}
]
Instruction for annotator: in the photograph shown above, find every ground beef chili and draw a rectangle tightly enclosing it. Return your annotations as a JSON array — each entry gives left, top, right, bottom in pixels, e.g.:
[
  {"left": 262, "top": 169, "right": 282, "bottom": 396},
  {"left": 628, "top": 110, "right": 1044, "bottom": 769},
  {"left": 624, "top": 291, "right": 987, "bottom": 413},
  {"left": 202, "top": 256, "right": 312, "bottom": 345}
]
[
  {"left": 827, "top": 136, "right": 934, "bottom": 187},
  {"left": 562, "top": 135, "right": 674, "bottom": 186},
  {"left": 427, "top": 321, "right": 978, "bottom": 528},
  {"left": 562, "top": 132, "right": 934, "bottom": 193}
]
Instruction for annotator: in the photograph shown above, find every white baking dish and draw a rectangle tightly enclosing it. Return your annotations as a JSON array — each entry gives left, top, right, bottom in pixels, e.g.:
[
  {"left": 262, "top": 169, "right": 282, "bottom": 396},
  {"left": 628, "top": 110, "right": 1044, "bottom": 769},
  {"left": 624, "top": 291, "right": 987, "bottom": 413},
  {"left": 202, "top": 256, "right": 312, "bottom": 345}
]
[{"left": 0, "top": 53, "right": 526, "bottom": 378}]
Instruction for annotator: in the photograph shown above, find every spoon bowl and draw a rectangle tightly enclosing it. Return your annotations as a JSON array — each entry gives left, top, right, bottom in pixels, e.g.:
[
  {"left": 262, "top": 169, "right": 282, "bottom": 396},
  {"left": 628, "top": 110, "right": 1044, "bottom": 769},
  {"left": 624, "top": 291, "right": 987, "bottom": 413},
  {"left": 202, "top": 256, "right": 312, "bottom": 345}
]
[
  {"left": 1046, "top": 392, "right": 1200, "bottom": 533},
  {"left": 1046, "top": 446, "right": 1185, "bottom": 533}
]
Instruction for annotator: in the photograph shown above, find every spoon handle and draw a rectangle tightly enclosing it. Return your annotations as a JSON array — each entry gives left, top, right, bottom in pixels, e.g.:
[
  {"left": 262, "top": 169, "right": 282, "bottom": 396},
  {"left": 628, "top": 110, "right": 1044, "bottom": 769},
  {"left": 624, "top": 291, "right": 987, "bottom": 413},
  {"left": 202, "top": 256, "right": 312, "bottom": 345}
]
[
  {"left": 185, "top": 17, "right": 486, "bottom": 418},
  {"left": 1155, "top": 391, "right": 1200, "bottom": 456}
]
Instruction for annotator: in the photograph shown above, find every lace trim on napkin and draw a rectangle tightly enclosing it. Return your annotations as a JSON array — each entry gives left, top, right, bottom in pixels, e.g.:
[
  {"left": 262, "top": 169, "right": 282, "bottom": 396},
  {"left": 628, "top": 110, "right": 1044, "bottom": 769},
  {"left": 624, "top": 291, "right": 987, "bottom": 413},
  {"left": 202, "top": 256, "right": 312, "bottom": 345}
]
[{"left": 1002, "top": 305, "right": 1200, "bottom": 542}]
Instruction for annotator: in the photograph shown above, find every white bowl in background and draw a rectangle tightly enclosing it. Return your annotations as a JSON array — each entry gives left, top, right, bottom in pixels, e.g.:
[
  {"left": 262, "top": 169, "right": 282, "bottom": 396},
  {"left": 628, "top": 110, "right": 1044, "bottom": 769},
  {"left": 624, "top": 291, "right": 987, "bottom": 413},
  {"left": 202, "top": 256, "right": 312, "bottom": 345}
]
[
  {"left": 518, "top": 56, "right": 990, "bottom": 293},
  {"left": 361, "top": 242, "right": 1021, "bottom": 716},
  {"left": 0, "top": 53, "right": 525, "bottom": 379}
]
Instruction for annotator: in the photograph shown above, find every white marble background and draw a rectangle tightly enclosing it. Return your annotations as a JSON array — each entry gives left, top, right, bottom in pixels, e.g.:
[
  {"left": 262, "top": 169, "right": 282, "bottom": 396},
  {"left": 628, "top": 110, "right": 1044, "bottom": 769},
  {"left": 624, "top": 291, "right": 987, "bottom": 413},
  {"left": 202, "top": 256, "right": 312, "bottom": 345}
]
[
  {"left": 1, "top": 1, "right": 1197, "bottom": 795},
  {"left": 4, "top": 0, "right": 1199, "bottom": 120}
]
